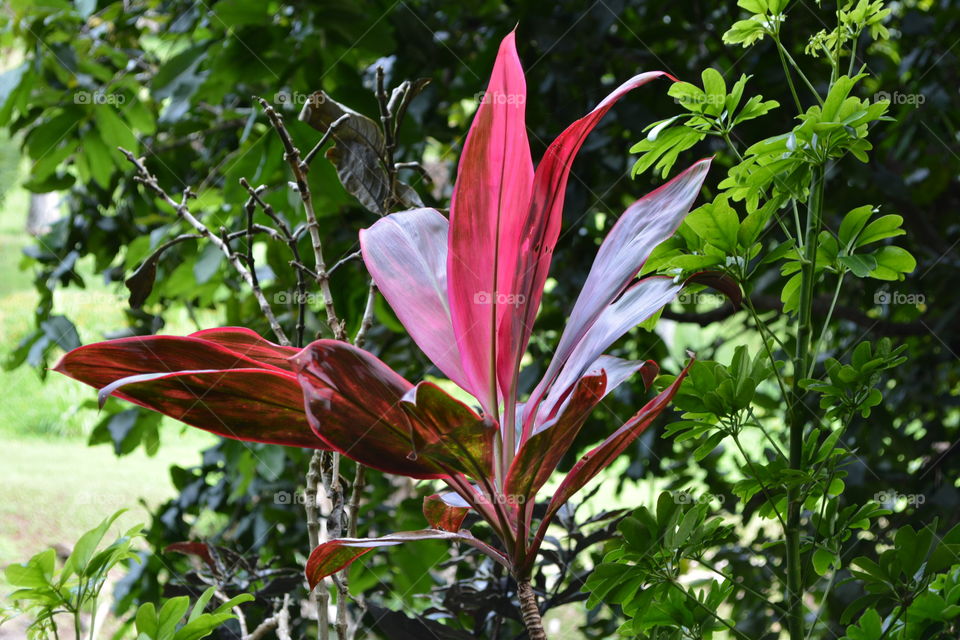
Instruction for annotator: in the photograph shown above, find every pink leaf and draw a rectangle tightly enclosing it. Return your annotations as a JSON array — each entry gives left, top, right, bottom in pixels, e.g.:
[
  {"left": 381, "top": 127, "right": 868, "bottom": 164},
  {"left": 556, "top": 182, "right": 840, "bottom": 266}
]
[
  {"left": 537, "top": 277, "right": 681, "bottom": 426},
  {"left": 359, "top": 208, "right": 470, "bottom": 390},
  {"left": 526, "top": 160, "right": 710, "bottom": 433},
  {"left": 501, "top": 71, "right": 678, "bottom": 402},
  {"left": 447, "top": 30, "right": 534, "bottom": 412}
]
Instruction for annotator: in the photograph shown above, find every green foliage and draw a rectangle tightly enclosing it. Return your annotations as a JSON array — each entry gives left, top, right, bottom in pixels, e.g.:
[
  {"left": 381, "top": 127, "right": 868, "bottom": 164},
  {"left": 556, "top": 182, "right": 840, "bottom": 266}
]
[
  {"left": 3, "top": 510, "right": 142, "bottom": 638},
  {"left": 583, "top": 492, "right": 735, "bottom": 637},
  {"left": 585, "top": 2, "right": 949, "bottom": 638},
  {"left": 840, "top": 525, "right": 960, "bottom": 639},
  {"left": 1, "top": 509, "right": 251, "bottom": 639},
  {"left": 132, "top": 588, "right": 252, "bottom": 640}
]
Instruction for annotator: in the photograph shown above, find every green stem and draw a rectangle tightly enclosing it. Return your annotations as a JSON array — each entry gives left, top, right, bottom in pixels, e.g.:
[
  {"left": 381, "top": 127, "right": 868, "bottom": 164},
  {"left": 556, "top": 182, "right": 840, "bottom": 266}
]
[
  {"left": 732, "top": 431, "right": 788, "bottom": 530},
  {"left": 808, "top": 272, "right": 845, "bottom": 378},
  {"left": 695, "top": 555, "right": 787, "bottom": 616},
  {"left": 785, "top": 163, "right": 826, "bottom": 640},
  {"left": 848, "top": 32, "right": 860, "bottom": 76},
  {"left": 774, "top": 38, "right": 804, "bottom": 112},
  {"left": 774, "top": 34, "right": 823, "bottom": 106}
]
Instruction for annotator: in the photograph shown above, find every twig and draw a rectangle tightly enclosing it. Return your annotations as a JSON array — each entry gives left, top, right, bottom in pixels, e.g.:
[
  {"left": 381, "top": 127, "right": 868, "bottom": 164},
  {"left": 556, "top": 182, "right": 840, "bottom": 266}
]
[
  {"left": 119, "top": 147, "right": 290, "bottom": 346},
  {"left": 257, "top": 97, "right": 346, "bottom": 340},
  {"left": 305, "top": 450, "right": 330, "bottom": 640},
  {"left": 302, "top": 113, "right": 350, "bottom": 167},
  {"left": 242, "top": 595, "right": 292, "bottom": 640},
  {"left": 276, "top": 595, "right": 292, "bottom": 640},
  {"left": 328, "top": 251, "right": 362, "bottom": 276},
  {"left": 240, "top": 178, "right": 308, "bottom": 345},
  {"left": 353, "top": 283, "right": 377, "bottom": 348}
]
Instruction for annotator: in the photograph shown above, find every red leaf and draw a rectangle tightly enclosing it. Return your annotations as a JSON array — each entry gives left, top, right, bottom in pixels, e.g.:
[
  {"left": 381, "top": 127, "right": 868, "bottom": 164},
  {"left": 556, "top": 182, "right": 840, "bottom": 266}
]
[
  {"left": 305, "top": 530, "right": 509, "bottom": 589},
  {"left": 505, "top": 371, "right": 607, "bottom": 504},
  {"left": 532, "top": 361, "right": 692, "bottom": 550},
  {"left": 423, "top": 494, "right": 470, "bottom": 532},
  {"left": 189, "top": 327, "right": 300, "bottom": 371},
  {"left": 164, "top": 542, "right": 217, "bottom": 573},
  {"left": 400, "top": 381, "right": 498, "bottom": 480},
  {"left": 686, "top": 271, "right": 743, "bottom": 310},
  {"left": 447, "top": 30, "right": 534, "bottom": 412},
  {"left": 53, "top": 332, "right": 323, "bottom": 449},
  {"left": 293, "top": 340, "right": 453, "bottom": 479}
]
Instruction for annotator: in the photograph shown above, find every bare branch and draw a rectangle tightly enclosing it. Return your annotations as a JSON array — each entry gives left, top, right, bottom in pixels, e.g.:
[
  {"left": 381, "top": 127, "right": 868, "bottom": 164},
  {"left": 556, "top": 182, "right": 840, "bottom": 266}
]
[
  {"left": 119, "top": 147, "right": 290, "bottom": 346},
  {"left": 256, "top": 97, "right": 346, "bottom": 340}
]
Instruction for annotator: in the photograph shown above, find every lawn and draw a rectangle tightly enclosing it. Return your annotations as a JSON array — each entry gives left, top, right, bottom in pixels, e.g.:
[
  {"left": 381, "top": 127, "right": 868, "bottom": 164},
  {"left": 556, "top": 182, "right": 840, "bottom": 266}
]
[{"left": 0, "top": 152, "right": 216, "bottom": 599}]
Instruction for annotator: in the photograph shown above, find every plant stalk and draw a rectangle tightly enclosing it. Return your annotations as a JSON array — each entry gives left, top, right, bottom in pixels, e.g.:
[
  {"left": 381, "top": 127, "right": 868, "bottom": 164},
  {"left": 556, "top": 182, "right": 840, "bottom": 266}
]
[
  {"left": 785, "top": 163, "right": 825, "bottom": 640},
  {"left": 516, "top": 580, "right": 547, "bottom": 640}
]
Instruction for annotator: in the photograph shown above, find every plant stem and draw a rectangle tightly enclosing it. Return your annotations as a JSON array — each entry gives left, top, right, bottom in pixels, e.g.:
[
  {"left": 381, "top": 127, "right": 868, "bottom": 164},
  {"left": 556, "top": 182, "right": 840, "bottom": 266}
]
[
  {"left": 773, "top": 34, "right": 804, "bottom": 112},
  {"left": 305, "top": 450, "right": 330, "bottom": 640},
  {"left": 785, "top": 163, "right": 825, "bottom": 640},
  {"left": 516, "top": 580, "right": 547, "bottom": 640},
  {"left": 774, "top": 36, "right": 823, "bottom": 106},
  {"left": 258, "top": 97, "right": 345, "bottom": 340}
]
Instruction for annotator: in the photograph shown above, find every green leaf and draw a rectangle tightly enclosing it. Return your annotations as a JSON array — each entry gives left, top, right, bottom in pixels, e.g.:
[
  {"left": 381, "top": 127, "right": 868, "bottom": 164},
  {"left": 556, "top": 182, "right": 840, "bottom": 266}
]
[
  {"left": 838, "top": 205, "right": 875, "bottom": 247},
  {"left": 685, "top": 198, "right": 740, "bottom": 253},
  {"left": 93, "top": 106, "right": 139, "bottom": 155},
  {"left": 668, "top": 83, "right": 706, "bottom": 113},
  {"left": 869, "top": 246, "right": 916, "bottom": 281},
  {"left": 857, "top": 214, "right": 905, "bottom": 247},
  {"left": 838, "top": 254, "right": 878, "bottom": 277},
  {"left": 701, "top": 68, "right": 726, "bottom": 116},
  {"left": 158, "top": 596, "right": 191, "bottom": 639},
  {"left": 813, "top": 548, "right": 837, "bottom": 576},
  {"left": 5, "top": 549, "right": 56, "bottom": 588},
  {"left": 65, "top": 510, "right": 127, "bottom": 578},
  {"left": 723, "top": 18, "right": 767, "bottom": 47}
]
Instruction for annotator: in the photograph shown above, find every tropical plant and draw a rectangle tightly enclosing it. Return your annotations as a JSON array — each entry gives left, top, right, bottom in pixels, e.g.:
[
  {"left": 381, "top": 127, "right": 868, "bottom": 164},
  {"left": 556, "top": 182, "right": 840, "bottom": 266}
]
[
  {"left": 50, "top": 31, "right": 734, "bottom": 638},
  {"left": 578, "top": 2, "right": 953, "bottom": 639}
]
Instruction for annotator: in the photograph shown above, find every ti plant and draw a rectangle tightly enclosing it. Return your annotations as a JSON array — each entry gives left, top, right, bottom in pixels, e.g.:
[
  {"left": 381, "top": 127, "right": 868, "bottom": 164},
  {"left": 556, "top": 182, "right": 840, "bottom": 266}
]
[
  {"left": 51, "top": 31, "right": 738, "bottom": 638},
  {"left": 582, "top": 1, "right": 945, "bottom": 639}
]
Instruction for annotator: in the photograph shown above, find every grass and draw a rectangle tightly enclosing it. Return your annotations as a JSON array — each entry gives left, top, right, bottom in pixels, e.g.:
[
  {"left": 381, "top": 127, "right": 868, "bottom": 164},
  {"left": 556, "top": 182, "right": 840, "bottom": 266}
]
[{"left": 0, "top": 150, "right": 216, "bottom": 624}]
